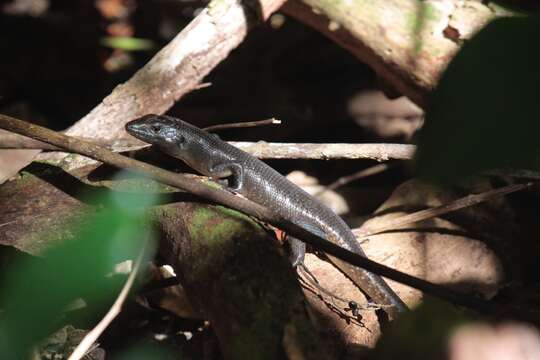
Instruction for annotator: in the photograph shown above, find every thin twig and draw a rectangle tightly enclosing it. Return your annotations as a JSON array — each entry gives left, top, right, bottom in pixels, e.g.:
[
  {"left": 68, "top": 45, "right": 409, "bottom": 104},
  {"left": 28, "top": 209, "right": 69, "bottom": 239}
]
[
  {"left": 297, "top": 265, "right": 351, "bottom": 306},
  {"left": 193, "top": 82, "right": 213, "bottom": 90},
  {"left": 0, "top": 220, "right": 17, "bottom": 228},
  {"left": 67, "top": 240, "right": 148, "bottom": 360},
  {"left": 0, "top": 131, "right": 146, "bottom": 152},
  {"left": 0, "top": 114, "right": 515, "bottom": 314},
  {"left": 203, "top": 118, "right": 281, "bottom": 132},
  {"left": 315, "top": 162, "right": 395, "bottom": 197},
  {"left": 355, "top": 182, "right": 533, "bottom": 237},
  {"left": 485, "top": 169, "right": 540, "bottom": 180}
]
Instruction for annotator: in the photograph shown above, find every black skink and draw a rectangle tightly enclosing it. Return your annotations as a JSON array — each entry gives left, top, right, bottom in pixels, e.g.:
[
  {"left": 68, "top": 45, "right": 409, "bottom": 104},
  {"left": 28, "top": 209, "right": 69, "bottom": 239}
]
[{"left": 126, "top": 114, "right": 407, "bottom": 317}]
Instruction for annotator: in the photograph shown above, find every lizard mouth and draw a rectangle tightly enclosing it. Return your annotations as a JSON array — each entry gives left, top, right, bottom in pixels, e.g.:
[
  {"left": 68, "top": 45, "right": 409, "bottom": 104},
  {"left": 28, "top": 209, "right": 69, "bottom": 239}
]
[{"left": 125, "top": 118, "right": 154, "bottom": 142}]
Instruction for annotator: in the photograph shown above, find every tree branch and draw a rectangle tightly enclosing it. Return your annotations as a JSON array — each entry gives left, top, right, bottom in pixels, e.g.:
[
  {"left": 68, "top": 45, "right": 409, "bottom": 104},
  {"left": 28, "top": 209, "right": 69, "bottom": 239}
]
[
  {"left": 355, "top": 182, "right": 533, "bottom": 237},
  {"left": 0, "top": 131, "right": 416, "bottom": 161},
  {"left": 283, "top": 0, "right": 512, "bottom": 108},
  {"left": 66, "top": 0, "right": 286, "bottom": 140},
  {"left": 230, "top": 142, "right": 415, "bottom": 160}
]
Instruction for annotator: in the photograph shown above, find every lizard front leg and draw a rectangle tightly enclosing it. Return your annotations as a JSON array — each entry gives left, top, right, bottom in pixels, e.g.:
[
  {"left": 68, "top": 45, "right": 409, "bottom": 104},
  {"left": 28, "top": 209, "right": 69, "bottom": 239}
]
[{"left": 210, "top": 162, "right": 244, "bottom": 191}]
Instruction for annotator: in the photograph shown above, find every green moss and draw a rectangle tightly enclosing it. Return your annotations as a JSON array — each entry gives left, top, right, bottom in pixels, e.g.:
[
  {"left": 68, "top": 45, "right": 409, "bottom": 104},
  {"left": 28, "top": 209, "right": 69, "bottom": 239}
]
[
  {"left": 109, "top": 177, "right": 175, "bottom": 193},
  {"left": 189, "top": 206, "right": 263, "bottom": 247},
  {"left": 201, "top": 179, "right": 223, "bottom": 190},
  {"left": 17, "top": 171, "right": 33, "bottom": 181},
  {"left": 32, "top": 159, "right": 59, "bottom": 167},
  {"left": 405, "top": 2, "right": 441, "bottom": 34},
  {"left": 208, "top": 0, "right": 232, "bottom": 17},
  {"left": 214, "top": 205, "right": 261, "bottom": 227},
  {"left": 422, "top": 3, "right": 441, "bottom": 22}
]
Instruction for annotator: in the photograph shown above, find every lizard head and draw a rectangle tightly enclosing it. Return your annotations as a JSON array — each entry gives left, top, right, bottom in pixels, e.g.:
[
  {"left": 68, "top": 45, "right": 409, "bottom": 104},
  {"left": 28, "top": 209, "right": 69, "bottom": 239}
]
[
  {"left": 126, "top": 115, "right": 229, "bottom": 176},
  {"left": 126, "top": 114, "right": 190, "bottom": 155}
]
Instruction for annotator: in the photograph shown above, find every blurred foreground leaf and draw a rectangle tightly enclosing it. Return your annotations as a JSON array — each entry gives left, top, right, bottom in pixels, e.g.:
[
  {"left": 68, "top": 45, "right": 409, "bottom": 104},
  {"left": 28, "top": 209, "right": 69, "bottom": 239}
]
[
  {"left": 371, "top": 299, "right": 471, "bottom": 359},
  {"left": 0, "top": 188, "right": 157, "bottom": 358},
  {"left": 100, "top": 36, "right": 155, "bottom": 51},
  {"left": 110, "top": 344, "right": 177, "bottom": 360},
  {"left": 415, "top": 15, "right": 540, "bottom": 182}
]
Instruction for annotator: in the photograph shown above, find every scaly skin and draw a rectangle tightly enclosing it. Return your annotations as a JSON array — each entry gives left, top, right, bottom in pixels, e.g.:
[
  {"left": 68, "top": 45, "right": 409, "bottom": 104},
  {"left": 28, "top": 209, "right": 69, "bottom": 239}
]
[{"left": 126, "top": 114, "right": 407, "bottom": 317}]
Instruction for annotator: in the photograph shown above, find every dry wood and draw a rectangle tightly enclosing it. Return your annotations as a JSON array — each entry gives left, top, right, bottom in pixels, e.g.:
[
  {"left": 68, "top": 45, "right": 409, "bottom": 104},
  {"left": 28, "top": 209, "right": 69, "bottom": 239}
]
[
  {"left": 355, "top": 182, "right": 533, "bottom": 237},
  {"left": 0, "top": 130, "right": 416, "bottom": 161},
  {"left": 283, "top": 0, "right": 512, "bottom": 107},
  {"left": 231, "top": 142, "right": 415, "bottom": 160},
  {"left": 67, "top": 0, "right": 285, "bottom": 140}
]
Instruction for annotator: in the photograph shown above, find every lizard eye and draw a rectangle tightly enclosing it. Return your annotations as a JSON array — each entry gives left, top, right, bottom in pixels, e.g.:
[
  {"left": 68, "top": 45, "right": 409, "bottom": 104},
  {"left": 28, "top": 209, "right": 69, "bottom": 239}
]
[{"left": 150, "top": 124, "right": 161, "bottom": 133}]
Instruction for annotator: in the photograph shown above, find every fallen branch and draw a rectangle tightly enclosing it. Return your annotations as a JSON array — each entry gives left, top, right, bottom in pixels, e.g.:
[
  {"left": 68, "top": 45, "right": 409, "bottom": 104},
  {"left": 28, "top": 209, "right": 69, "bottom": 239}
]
[
  {"left": 0, "top": 132, "right": 416, "bottom": 161},
  {"left": 355, "top": 182, "right": 533, "bottom": 237},
  {"left": 65, "top": 0, "right": 286, "bottom": 140},
  {"left": 230, "top": 142, "right": 415, "bottom": 160},
  {"left": 315, "top": 162, "right": 396, "bottom": 197},
  {"left": 68, "top": 240, "right": 148, "bottom": 360},
  {"left": 282, "top": 0, "right": 511, "bottom": 107},
  {"left": 0, "top": 130, "right": 146, "bottom": 152}
]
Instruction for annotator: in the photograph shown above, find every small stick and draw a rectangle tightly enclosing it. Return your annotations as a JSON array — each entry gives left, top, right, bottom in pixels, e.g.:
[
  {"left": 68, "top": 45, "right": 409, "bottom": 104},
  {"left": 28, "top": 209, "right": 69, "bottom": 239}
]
[
  {"left": 203, "top": 118, "right": 281, "bottom": 132},
  {"left": 0, "top": 131, "right": 146, "bottom": 152},
  {"left": 356, "top": 182, "right": 533, "bottom": 237},
  {"left": 297, "top": 265, "right": 352, "bottom": 306},
  {"left": 67, "top": 240, "right": 147, "bottom": 360},
  {"left": 0, "top": 220, "right": 17, "bottom": 228},
  {"left": 485, "top": 169, "right": 540, "bottom": 180},
  {"left": 193, "top": 82, "right": 213, "bottom": 90},
  {"left": 315, "top": 162, "right": 396, "bottom": 197}
]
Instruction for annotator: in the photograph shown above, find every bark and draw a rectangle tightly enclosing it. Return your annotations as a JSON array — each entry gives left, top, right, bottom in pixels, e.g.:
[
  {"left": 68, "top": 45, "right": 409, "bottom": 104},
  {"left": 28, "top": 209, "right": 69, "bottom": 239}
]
[
  {"left": 0, "top": 130, "right": 416, "bottom": 161},
  {"left": 152, "top": 203, "right": 340, "bottom": 359},
  {"left": 231, "top": 142, "right": 415, "bottom": 161},
  {"left": 67, "top": 0, "right": 285, "bottom": 140},
  {"left": 283, "top": 0, "right": 513, "bottom": 108}
]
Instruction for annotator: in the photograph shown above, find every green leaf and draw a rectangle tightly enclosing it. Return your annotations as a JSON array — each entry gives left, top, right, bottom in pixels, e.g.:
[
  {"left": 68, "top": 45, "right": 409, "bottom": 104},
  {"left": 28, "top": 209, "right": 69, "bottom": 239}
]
[
  {"left": 372, "top": 298, "right": 471, "bottom": 359},
  {"left": 414, "top": 15, "right": 540, "bottom": 182},
  {"left": 100, "top": 36, "right": 155, "bottom": 51},
  {"left": 0, "top": 190, "right": 158, "bottom": 358}
]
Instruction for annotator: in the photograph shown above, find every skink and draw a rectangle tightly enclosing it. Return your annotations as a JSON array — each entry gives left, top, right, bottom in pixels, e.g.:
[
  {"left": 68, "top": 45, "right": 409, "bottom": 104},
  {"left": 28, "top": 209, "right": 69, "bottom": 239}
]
[{"left": 126, "top": 114, "right": 407, "bottom": 317}]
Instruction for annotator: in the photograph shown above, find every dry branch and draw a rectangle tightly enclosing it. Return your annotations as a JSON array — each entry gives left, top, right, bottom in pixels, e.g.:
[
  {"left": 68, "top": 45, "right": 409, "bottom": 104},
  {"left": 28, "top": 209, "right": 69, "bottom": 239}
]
[
  {"left": 0, "top": 131, "right": 415, "bottom": 161},
  {"left": 283, "top": 0, "right": 512, "bottom": 107},
  {"left": 67, "top": 0, "right": 285, "bottom": 140},
  {"left": 231, "top": 141, "right": 415, "bottom": 160},
  {"left": 355, "top": 182, "right": 533, "bottom": 237}
]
